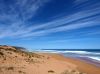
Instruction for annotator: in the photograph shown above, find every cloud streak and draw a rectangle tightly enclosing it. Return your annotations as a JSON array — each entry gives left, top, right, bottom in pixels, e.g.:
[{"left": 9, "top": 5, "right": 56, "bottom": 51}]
[
  {"left": 0, "top": 0, "right": 100, "bottom": 39},
  {"left": 0, "top": 0, "right": 50, "bottom": 38},
  {"left": 19, "top": 3, "right": 100, "bottom": 38}
]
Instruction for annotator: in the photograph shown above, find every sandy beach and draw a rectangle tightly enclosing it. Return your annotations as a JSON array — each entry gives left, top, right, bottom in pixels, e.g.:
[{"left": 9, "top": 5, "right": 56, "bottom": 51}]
[
  {"left": 0, "top": 46, "right": 100, "bottom": 74},
  {"left": 47, "top": 53, "right": 100, "bottom": 74}
]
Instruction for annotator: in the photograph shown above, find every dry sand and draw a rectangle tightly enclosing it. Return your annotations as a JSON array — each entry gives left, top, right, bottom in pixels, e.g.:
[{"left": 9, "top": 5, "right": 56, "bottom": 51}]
[{"left": 0, "top": 46, "right": 100, "bottom": 74}]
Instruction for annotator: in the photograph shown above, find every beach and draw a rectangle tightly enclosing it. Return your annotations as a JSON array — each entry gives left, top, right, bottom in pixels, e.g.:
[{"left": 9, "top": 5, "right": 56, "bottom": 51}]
[
  {"left": 0, "top": 46, "right": 100, "bottom": 74},
  {"left": 47, "top": 53, "right": 100, "bottom": 74}
]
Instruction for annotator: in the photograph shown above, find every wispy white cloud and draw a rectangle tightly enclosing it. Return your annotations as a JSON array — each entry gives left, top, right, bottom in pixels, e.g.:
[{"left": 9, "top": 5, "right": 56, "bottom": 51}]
[
  {"left": 0, "top": 0, "right": 100, "bottom": 39},
  {"left": 19, "top": 5, "right": 100, "bottom": 38},
  {"left": 0, "top": 0, "right": 50, "bottom": 38},
  {"left": 0, "top": 0, "right": 49, "bottom": 22},
  {"left": 20, "top": 21, "right": 99, "bottom": 37}
]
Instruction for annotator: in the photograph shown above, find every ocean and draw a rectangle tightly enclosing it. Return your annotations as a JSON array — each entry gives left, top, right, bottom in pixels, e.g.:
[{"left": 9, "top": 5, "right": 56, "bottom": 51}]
[{"left": 34, "top": 49, "right": 100, "bottom": 62}]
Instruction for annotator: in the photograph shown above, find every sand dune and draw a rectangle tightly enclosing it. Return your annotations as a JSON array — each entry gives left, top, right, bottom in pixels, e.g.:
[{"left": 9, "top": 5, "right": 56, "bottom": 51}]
[{"left": 0, "top": 45, "right": 99, "bottom": 74}]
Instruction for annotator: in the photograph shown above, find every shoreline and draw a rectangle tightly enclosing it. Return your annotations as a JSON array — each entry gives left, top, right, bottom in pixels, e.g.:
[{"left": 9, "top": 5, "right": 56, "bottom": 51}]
[
  {"left": 45, "top": 53, "right": 100, "bottom": 74},
  {"left": 74, "top": 56, "right": 100, "bottom": 67},
  {"left": 40, "top": 52, "right": 100, "bottom": 67},
  {"left": 60, "top": 53, "right": 100, "bottom": 67}
]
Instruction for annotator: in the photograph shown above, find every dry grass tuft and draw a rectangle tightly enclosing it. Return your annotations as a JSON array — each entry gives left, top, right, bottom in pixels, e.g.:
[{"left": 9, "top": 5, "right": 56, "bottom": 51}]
[
  {"left": 61, "top": 70, "right": 87, "bottom": 74},
  {"left": 48, "top": 70, "right": 55, "bottom": 73},
  {"left": 7, "top": 67, "right": 14, "bottom": 70}
]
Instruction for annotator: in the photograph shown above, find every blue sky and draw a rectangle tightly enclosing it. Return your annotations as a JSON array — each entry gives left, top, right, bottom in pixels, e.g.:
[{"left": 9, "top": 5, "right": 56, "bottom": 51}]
[{"left": 0, "top": 0, "right": 100, "bottom": 49}]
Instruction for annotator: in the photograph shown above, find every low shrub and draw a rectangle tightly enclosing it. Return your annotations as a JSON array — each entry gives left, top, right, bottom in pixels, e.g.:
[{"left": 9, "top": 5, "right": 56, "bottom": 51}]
[
  {"left": 48, "top": 70, "right": 55, "bottom": 73},
  {"left": 7, "top": 67, "right": 14, "bottom": 70}
]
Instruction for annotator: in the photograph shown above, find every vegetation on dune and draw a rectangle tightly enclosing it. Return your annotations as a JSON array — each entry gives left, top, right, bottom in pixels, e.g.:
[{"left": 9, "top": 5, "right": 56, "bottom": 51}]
[
  {"left": 18, "top": 70, "right": 26, "bottom": 74},
  {"left": 7, "top": 67, "right": 14, "bottom": 70},
  {"left": 0, "top": 52, "right": 4, "bottom": 56},
  {"left": 0, "top": 45, "right": 41, "bottom": 58},
  {"left": 61, "top": 70, "right": 87, "bottom": 74},
  {"left": 48, "top": 70, "right": 55, "bottom": 73},
  {"left": 0, "top": 45, "right": 43, "bottom": 64}
]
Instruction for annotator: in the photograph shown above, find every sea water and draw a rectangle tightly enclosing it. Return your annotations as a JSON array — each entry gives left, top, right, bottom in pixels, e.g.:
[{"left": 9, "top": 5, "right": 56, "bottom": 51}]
[{"left": 34, "top": 49, "right": 100, "bottom": 62}]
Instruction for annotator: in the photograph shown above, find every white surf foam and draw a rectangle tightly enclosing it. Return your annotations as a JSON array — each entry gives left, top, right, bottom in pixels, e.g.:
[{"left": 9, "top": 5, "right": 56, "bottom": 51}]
[
  {"left": 89, "top": 57, "right": 100, "bottom": 61},
  {"left": 34, "top": 50, "right": 100, "bottom": 61}
]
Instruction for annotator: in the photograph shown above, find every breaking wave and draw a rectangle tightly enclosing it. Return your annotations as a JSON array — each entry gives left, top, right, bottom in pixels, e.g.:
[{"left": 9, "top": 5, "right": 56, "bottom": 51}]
[{"left": 34, "top": 49, "right": 100, "bottom": 62}]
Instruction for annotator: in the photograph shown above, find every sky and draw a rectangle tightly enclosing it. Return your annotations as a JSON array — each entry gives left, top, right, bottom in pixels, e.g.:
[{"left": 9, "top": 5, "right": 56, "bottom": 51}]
[{"left": 0, "top": 0, "right": 100, "bottom": 50}]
